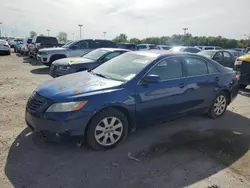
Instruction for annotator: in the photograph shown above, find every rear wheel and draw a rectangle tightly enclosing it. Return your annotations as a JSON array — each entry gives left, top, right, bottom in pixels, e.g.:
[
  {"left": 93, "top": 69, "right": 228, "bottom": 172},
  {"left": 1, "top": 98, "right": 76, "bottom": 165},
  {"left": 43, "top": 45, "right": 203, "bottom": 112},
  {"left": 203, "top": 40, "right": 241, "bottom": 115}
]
[
  {"left": 86, "top": 108, "right": 128, "bottom": 150},
  {"left": 208, "top": 91, "right": 228, "bottom": 119},
  {"left": 239, "top": 84, "right": 247, "bottom": 89}
]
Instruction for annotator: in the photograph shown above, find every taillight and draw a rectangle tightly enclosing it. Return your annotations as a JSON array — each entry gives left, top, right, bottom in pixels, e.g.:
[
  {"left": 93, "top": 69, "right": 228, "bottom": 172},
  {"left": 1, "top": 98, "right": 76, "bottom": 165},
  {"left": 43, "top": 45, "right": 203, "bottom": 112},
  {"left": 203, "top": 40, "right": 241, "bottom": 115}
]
[
  {"left": 236, "top": 75, "right": 240, "bottom": 81},
  {"left": 26, "top": 44, "right": 29, "bottom": 48}
]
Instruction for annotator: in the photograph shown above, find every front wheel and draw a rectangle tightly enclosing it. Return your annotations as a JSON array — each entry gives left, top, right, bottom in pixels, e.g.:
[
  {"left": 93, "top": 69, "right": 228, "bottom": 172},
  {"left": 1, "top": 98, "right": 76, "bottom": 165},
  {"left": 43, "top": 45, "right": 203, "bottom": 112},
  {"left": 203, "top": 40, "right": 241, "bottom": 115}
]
[
  {"left": 208, "top": 92, "right": 228, "bottom": 119},
  {"left": 86, "top": 108, "right": 128, "bottom": 150}
]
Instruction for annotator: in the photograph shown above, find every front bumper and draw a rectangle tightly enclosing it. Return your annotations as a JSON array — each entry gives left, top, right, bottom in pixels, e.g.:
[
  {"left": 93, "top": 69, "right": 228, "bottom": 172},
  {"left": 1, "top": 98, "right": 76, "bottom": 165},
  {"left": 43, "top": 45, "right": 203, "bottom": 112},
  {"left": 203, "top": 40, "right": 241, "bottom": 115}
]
[
  {"left": 49, "top": 64, "right": 75, "bottom": 77},
  {"left": 238, "top": 75, "right": 250, "bottom": 85},
  {"left": 25, "top": 110, "right": 92, "bottom": 136},
  {"left": 37, "top": 54, "right": 51, "bottom": 64}
]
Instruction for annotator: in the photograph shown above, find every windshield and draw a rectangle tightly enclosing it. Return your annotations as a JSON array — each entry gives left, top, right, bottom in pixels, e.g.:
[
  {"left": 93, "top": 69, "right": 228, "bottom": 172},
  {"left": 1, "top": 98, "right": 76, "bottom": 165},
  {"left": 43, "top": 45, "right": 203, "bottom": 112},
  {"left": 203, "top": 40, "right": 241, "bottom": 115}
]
[
  {"left": 92, "top": 53, "right": 156, "bottom": 82},
  {"left": 83, "top": 49, "right": 109, "bottom": 60},
  {"left": 62, "top": 41, "right": 75, "bottom": 48},
  {"left": 198, "top": 51, "right": 216, "bottom": 58}
]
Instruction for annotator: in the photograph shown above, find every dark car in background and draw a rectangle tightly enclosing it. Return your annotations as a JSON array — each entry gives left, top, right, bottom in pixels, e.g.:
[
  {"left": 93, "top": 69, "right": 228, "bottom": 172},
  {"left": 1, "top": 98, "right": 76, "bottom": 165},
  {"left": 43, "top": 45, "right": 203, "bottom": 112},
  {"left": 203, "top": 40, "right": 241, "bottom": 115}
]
[
  {"left": 50, "top": 48, "right": 129, "bottom": 77},
  {"left": 170, "top": 46, "right": 201, "bottom": 53},
  {"left": 137, "top": 44, "right": 157, "bottom": 50},
  {"left": 26, "top": 51, "right": 238, "bottom": 150},
  {"left": 199, "top": 50, "right": 236, "bottom": 68},
  {"left": 29, "top": 36, "right": 63, "bottom": 58},
  {"left": 117, "top": 43, "right": 137, "bottom": 51},
  {"left": 235, "top": 54, "right": 250, "bottom": 89},
  {"left": 37, "top": 39, "right": 117, "bottom": 66},
  {"left": 229, "top": 50, "right": 246, "bottom": 57}
]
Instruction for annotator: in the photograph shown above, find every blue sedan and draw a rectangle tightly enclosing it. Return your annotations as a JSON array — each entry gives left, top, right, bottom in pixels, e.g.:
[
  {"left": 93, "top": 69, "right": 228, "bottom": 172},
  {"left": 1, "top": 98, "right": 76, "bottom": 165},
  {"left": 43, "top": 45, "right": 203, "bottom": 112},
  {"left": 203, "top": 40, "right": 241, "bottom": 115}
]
[{"left": 25, "top": 51, "right": 239, "bottom": 149}]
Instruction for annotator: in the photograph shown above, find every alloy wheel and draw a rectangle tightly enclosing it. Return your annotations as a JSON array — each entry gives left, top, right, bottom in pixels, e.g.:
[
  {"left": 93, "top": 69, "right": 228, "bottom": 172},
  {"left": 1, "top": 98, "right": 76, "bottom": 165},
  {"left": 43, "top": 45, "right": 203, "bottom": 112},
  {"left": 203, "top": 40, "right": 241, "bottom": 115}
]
[
  {"left": 94, "top": 116, "right": 123, "bottom": 146},
  {"left": 213, "top": 95, "right": 227, "bottom": 116}
]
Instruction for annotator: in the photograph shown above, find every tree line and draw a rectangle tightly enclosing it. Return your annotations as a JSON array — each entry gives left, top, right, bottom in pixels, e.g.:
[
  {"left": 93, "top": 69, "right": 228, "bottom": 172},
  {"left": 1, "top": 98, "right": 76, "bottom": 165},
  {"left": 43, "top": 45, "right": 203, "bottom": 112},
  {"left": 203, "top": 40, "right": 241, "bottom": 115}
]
[
  {"left": 113, "top": 33, "right": 250, "bottom": 49},
  {"left": 30, "top": 31, "right": 68, "bottom": 42}
]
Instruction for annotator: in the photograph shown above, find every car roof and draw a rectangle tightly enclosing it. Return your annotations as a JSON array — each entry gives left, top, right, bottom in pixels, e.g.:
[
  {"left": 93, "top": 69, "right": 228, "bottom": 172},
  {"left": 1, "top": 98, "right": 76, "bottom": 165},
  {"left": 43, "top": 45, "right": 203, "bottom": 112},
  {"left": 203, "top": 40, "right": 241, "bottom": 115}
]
[
  {"left": 128, "top": 50, "right": 202, "bottom": 58},
  {"left": 100, "top": 48, "right": 130, "bottom": 52}
]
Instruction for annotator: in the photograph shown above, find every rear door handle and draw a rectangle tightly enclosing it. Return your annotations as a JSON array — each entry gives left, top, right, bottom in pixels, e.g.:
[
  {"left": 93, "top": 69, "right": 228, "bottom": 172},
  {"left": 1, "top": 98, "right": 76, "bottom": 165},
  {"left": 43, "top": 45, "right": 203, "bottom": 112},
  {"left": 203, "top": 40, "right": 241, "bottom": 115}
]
[
  {"left": 215, "top": 77, "right": 220, "bottom": 82},
  {"left": 178, "top": 83, "right": 185, "bottom": 88}
]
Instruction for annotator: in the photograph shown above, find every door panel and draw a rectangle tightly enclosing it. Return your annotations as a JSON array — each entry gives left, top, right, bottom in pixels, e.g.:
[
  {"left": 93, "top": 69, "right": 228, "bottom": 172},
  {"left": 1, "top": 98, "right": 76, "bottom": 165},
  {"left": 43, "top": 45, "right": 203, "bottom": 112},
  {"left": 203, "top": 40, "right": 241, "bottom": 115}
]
[
  {"left": 182, "top": 55, "right": 221, "bottom": 109},
  {"left": 135, "top": 57, "right": 188, "bottom": 126}
]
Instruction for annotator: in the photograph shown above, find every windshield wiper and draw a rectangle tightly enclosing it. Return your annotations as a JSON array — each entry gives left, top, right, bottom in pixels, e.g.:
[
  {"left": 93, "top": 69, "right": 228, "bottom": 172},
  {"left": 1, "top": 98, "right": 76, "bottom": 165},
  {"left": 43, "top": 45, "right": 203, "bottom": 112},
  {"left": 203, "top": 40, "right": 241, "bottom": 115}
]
[{"left": 90, "top": 70, "right": 110, "bottom": 79}]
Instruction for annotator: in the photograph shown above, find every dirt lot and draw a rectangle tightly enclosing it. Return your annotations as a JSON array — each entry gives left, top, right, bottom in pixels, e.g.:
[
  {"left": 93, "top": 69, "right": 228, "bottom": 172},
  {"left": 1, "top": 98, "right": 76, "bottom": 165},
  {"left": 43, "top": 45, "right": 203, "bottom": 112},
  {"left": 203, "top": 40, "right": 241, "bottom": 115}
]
[{"left": 1, "top": 52, "right": 250, "bottom": 188}]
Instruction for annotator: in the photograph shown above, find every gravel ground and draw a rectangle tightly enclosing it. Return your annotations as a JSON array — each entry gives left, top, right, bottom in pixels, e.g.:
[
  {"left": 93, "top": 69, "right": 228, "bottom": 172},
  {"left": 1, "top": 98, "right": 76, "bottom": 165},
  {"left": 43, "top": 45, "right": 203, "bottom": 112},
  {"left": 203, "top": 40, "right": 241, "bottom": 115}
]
[{"left": 1, "top": 52, "right": 250, "bottom": 188}]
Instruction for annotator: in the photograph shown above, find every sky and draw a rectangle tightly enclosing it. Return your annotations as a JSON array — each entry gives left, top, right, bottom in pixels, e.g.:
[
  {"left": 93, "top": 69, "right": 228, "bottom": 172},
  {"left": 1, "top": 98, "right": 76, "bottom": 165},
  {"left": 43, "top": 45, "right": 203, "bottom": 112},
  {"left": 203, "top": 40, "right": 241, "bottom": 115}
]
[{"left": 1, "top": 0, "right": 250, "bottom": 40}]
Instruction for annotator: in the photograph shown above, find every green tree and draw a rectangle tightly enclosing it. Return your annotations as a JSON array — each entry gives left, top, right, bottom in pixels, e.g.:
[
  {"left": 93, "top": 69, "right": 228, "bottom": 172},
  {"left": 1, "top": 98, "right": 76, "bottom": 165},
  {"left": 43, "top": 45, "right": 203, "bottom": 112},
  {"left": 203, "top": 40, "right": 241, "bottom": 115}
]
[
  {"left": 129, "top": 38, "right": 141, "bottom": 44},
  {"left": 113, "top": 34, "right": 128, "bottom": 43},
  {"left": 58, "top": 32, "right": 67, "bottom": 42},
  {"left": 30, "top": 31, "right": 37, "bottom": 38}
]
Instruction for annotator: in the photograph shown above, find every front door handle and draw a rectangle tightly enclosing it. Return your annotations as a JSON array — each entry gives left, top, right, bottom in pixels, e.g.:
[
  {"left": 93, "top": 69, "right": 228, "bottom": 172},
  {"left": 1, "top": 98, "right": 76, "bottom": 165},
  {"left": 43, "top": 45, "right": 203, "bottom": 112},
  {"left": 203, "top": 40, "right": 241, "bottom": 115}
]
[
  {"left": 178, "top": 83, "right": 185, "bottom": 88},
  {"left": 215, "top": 77, "right": 220, "bottom": 82}
]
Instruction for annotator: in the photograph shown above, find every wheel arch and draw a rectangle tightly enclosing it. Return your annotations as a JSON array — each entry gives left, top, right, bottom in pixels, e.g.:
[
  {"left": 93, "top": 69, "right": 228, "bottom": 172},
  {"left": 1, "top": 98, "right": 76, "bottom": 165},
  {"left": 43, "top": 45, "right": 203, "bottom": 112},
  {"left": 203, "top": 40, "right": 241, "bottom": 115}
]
[
  {"left": 220, "top": 88, "right": 231, "bottom": 104},
  {"left": 84, "top": 105, "right": 136, "bottom": 138}
]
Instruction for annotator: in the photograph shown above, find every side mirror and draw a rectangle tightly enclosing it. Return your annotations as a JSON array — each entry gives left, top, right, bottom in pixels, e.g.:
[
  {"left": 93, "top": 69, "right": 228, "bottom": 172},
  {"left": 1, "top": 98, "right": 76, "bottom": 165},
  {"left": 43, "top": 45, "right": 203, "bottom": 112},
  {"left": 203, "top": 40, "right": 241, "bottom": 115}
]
[{"left": 142, "top": 74, "right": 160, "bottom": 83}]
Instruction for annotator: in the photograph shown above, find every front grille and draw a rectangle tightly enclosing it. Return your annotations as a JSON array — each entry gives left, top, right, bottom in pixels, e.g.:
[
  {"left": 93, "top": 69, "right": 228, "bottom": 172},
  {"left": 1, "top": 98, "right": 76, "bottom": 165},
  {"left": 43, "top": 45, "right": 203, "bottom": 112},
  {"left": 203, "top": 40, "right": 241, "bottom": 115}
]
[{"left": 27, "top": 92, "right": 50, "bottom": 112}]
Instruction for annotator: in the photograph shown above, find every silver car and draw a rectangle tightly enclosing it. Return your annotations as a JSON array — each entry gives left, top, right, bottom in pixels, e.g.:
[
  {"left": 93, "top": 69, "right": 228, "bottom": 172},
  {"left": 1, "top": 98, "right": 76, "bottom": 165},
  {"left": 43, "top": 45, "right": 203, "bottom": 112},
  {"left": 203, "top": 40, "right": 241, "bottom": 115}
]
[
  {"left": 37, "top": 39, "right": 117, "bottom": 66},
  {"left": 0, "top": 40, "right": 11, "bottom": 55},
  {"left": 21, "top": 38, "right": 32, "bottom": 55}
]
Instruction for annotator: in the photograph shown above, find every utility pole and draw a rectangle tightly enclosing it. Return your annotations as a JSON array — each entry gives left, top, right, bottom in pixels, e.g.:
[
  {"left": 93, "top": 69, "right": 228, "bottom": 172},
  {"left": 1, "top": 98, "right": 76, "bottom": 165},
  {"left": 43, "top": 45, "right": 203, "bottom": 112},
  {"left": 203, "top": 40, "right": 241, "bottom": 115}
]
[
  {"left": 72, "top": 33, "right": 75, "bottom": 40},
  {"left": 47, "top": 29, "right": 50, "bottom": 36},
  {"left": 183, "top": 28, "right": 188, "bottom": 35},
  {"left": 78, "top": 24, "right": 83, "bottom": 39},
  {"left": 103, "top": 32, "right": 107, "bottom": 39},
  {"left": 183, "top": 28, "right": 188, "bottom": 46},
  {"left": 0, "top": 22, "right": 2, "bottom": 38}
]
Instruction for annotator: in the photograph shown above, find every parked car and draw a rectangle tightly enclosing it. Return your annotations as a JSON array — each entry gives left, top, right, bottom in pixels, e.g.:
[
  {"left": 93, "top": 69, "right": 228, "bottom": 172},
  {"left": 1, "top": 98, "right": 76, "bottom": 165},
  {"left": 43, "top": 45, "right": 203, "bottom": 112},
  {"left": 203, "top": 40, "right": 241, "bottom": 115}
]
[
  {"left": 29, "top": 36, "right": 64, "bottom": 58},
  {"left": 198, "top": 50, "right": 236, "bottom": 68},
  {"left": 0, "top": 40, "right": 11, "bottom": 55},
  {"left": 9, "top": 40, "right": 16, "bottom": 48},
  {"left": 26, "top": 51, "right": 239, "bottom": 150},
  {"left": 50, "top": 48, "right": 129, "bottom": 77},
  {"left": 137, "top": 44, "right": 157, "bottom": 50},
  {"left": 14, "top": 40, "right": 23, "bottom": 53},
  {"left": 117, "top": 43, "right": 137, "bottom": 51},
  {"left": 234, "top": 54, "right": 250, "bottom": 89},
  {"left": 20, "top": 38, "right": 32, "bottom": 55},
  {"left": 229, "top": 50, "right": 246, "bottom": 57},
  {"left": 195, "top": 46, "right": 222, "bottom": 50},
  {"left": 170, "top": 46, "right": 201, "bottom": 53},
  {"left": 37, "top": 39, "right": 117, "bottom": 66},
  {"left": 156, "top": 45, "right": 172, "bottom": 50}
]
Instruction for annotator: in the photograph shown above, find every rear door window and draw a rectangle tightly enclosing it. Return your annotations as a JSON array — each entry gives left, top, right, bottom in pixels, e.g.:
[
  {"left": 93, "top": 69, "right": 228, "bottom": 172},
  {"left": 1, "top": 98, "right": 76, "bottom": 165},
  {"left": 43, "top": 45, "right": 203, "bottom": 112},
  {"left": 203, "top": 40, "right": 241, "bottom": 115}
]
[{"left": 183, "top": 56, "right": 208, "bottom": 76}]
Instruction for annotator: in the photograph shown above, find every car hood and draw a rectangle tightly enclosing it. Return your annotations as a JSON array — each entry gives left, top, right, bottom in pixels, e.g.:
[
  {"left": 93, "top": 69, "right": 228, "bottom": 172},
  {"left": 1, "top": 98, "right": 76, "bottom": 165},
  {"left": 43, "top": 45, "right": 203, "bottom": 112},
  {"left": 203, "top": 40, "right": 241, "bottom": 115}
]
[
  {"left": 39, "top": 47, "right": 66, "bottom": 52},
  {"left": 237, "top": 54, "right": 250, "bottom": 62},
  {"left": 53, "top": 57, "right": 95, "bottom": 66},
  {"left": 36, "top": 71, "right": 123, "bottom": 101}
]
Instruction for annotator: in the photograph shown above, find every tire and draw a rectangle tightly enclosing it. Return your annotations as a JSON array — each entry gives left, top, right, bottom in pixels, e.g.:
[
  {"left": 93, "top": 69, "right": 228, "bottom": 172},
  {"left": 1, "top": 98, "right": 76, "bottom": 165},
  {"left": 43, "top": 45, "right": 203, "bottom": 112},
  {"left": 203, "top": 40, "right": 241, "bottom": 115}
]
[
  {"left": 7, "top": 51, "right": 11, "bottom": 55},
  {"left": 208, "top": 91, "right": 228, "bottom": 119},
  {"left": 239, "top": 84, "right": 247, "bottom": 89},
  {"left": 86, "top": 108, "right": 129, "bottom": 150}
]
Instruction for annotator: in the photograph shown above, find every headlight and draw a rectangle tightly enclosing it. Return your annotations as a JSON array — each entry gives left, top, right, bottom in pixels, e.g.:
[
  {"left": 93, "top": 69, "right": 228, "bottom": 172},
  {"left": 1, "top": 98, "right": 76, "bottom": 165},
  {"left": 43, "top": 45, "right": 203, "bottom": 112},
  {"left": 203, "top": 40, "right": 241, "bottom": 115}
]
[
  {"left": 46, "top": 101, "right": 88, "bottom": 112},
  {"left": 58, "top": 65, "right": 71, "bottom": 70}
]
